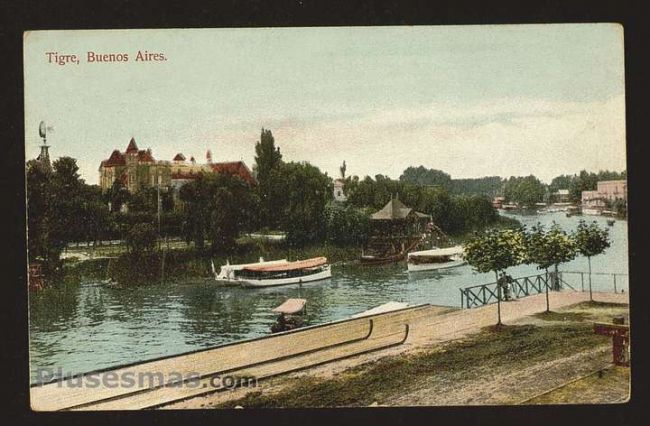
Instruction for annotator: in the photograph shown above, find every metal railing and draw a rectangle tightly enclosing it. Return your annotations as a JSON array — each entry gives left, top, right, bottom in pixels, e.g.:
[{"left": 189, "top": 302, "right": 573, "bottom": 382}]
[
  {"left": 558, "top": 271, "right": 629, "bottom": 294},
  {"left": 460, "top": 273, "right": 553, "bottom": 309},
  {"left": 460, "top": 270, "right": 629, "bottom": 308}
]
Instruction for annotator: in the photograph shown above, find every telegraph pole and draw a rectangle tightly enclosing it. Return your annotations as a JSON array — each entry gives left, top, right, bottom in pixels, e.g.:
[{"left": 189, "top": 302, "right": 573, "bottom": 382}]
[{"left": 157, "top": 172, "right": 162, "bottom": 250}]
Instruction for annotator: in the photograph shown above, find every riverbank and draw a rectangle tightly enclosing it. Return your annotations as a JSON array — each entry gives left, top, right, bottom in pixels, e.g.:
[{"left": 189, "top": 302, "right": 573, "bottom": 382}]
[
  {"left": 59, "top": 214, "right": 521, "bottom": 287},
  {"left": 166, "top": 296, "right": 629, "bottom": 408}
]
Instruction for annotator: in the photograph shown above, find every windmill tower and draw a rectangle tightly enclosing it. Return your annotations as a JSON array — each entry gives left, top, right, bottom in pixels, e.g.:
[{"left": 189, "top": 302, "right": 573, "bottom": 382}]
[{"left": 36, "top": 121, "right": 52, "bottom": 170}]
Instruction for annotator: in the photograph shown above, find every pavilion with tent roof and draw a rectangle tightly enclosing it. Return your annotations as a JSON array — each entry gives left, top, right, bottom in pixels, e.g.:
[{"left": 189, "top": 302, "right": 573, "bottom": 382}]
[{"left": 360, "top": 196, "right": 435, "bottom": 265}]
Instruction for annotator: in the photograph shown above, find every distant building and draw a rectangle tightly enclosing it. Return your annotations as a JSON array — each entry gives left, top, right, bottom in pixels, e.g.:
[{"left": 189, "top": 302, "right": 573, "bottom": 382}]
[
  {"left": 581, "top": 180, "right": 627, "bottom": 213},
  {"left": 99, "top": 138, "right": 171, "bottom": 193},
  {"left": 170, "top": 151, "right": 256, "bottom": 188},
  {"left": 170, "top": 152, "right": 212, "bottom": 192},
  {"left": 553, "top": 189, "right": 570, "bottom": 203},
  {"left": 100, "top": 139, "right": 256, "bottom": 195},
  {"left": 581, "top": 190, "right": 605, "bottom": 211},
  {"left": 333, "top": 179, "right": 347, "bottom": 202},
  {"left": 492, "top": 196, "right": 505, "bottom": 209},
  {"left": 597, "top": 180, "right": 627, "bottom": 202}
]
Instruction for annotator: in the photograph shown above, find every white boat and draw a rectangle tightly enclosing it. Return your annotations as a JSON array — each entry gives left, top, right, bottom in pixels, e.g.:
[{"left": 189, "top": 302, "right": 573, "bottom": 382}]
[
  {"left": 212, "top": 257, "right": 289, "bottom": 284},
  {"left": 582, "top": 208, "right": 601, "bottom": 216},
  {"left": 237, "top": 257, "right": 332, "bottom": 288},
  {"left": 351, "top": 301, "right": 409, "bottom": 318},
  {"left": 407, "top": 246, "right": 466, "bottom": 272}
]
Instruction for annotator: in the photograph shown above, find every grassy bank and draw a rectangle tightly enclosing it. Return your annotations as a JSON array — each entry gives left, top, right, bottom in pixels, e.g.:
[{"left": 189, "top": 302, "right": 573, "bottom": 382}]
[
  {"left": 60, "top": 215, "right": 519, "bottom": 287},
  {"left": 217, "top": 301, "right": 628, "bottom": 408},
  {"left": 84, "top": 240, "right": 363, "bottom": 286}
]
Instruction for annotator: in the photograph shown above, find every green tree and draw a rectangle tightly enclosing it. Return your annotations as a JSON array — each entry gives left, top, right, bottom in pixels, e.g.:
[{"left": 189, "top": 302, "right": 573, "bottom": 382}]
[
  {"left": 610, "top": 198, "right": 627, "bottom": 218},
  {"left": 128, "top": 187, "right": 158, "bottom": 213},
  {"left": 463, "top": 228, "right": 527, "bottom": 325},
  {"left": 179, "top": 173, "right": 258, "bottom": 253},
  {"left": 324, "top": 203, "right": 371, "bottom": 246},
  {"left": 208, "top": 174, "right": 258, "bottom": 253},
  {"left": 49, "top": 157, "right": 86, "bottom": 260},
  {"left": 525, "top": 223, "right": 577, "bottom": 312},
  {"left": 179, "top": 176, "right": 211, "bottom": 249},
  {"left": 449, "top": 176, "right": 502, "bottom": 197},
  {"left": 77, "top": 184, "right": 112, "bottom": 246},
  {"left": 105, "top": 180, "right": 130, "bottom": 212},
  {"left": 503, "top": 175, "right": 546, "bottom": 208},
  {"left": 26, "top": 159, "right": 52, "bottom": 263},
  {"left": 125, "top": 223, "right": 157, "bottom": 256},
  {"left": 254, "top": 128, "right": 283, "bottom": 228},
  {"left": 399, "top": 166, "right": 452, "bottom": 189},
  {"left": 26, "top": 157, "right": 98, "bottom": 274},
  {"left": 344, "top": 174, "right": 499, "bottom": 236},
  {"left": 572, "top": 220, "right": 611, "bottom": 301},
  {"left": 277, "top": 162, "right": 332, "bottom": 247},
  {"left": 569, "top": 170, "right": 598, "bottom": 203}
]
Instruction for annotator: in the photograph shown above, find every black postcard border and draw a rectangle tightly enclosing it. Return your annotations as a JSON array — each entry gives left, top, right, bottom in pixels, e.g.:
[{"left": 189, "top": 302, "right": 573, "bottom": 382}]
[{"left": 1, "top": 1, "right": 648, "bottom": 425}]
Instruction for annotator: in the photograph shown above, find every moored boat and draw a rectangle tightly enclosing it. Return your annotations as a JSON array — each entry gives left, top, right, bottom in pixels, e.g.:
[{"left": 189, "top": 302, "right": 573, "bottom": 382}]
[
  {"left": 359, "top": 252, "right": 406, "bottom": 265},
  {"left": 212, "top": 257, "right": 289, "bottom": 285},
  {"left": 582, "top": 208, "right": 601, "bottom": 216},
  {"left": 407, "top": 245, "right": 466, "bottom": 272},
  {"left": 237, "top": 257, "right": 332, "bottom": 288}
]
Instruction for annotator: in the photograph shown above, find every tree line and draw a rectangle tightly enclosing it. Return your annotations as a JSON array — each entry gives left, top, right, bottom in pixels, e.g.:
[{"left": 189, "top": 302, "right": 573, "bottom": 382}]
[
  {"left": 464, "top": 220, "right": 611, "bottom": 325},
  {"left": 400, "top": 165, "right": 626, "bottom": 209},
  {"left": 26, "top": 129, "right": 515, "bottom": 271}
]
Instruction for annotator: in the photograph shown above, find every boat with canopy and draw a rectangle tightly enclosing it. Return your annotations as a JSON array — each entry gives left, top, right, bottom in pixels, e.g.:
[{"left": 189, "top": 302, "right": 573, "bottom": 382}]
[
  {"left": 212, "top": 257, "right": 289, "bottom": 284},
  {"left": 237, "top": 257, "right": 332, "bottom": 288},
  {"left": 407, "top": 245, "right": 466, "bottom": 272},
  {"left": 270, "top": 298, "right": 307, "bottom": 333}
]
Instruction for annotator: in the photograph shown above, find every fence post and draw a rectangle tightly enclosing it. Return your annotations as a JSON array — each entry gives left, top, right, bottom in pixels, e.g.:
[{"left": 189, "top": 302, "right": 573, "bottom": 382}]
[
  {"left": 581, "top": 272, "right": 585, "bottom": 292},
  {"left": 613, "top": 274, "right": 617, "bottom": 293},
  {"left": 460, "top": 289, "right": 464, "bottom": 308}
]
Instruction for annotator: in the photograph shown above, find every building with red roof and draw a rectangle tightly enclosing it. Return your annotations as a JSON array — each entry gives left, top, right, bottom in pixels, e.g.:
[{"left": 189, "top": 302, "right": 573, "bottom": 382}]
[
  {"left": 100, "top": 139, "right": 256, "bottom": 210},
  {"left": 99, "top": 138, "right": 171, "bottom": 193}
]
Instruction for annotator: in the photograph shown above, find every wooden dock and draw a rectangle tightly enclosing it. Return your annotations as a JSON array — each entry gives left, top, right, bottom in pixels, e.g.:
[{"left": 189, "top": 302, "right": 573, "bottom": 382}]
[{"left": 31, "top": 304, "right": 452, "bottom": 411}]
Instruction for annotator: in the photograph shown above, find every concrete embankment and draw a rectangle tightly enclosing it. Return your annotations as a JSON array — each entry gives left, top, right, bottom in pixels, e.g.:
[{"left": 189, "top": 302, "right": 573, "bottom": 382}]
[{"left": 31, "top": 290, "right": 628, "bottom": 410}]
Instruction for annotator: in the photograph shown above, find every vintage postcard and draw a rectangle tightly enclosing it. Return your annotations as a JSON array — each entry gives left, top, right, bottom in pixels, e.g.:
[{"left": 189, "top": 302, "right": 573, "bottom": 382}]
[{"left": 25, "top": 25, "right": 629, "bottom": 410}]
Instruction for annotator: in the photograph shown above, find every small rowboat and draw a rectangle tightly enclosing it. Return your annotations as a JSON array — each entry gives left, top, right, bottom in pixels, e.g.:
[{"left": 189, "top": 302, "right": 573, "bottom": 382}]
[
  {"left": 271, "top": 298, "right": 307, "bottom": 333},
  {"left": 359, "top": 252, "right": 406, "bottom": 266},
  {"left": 407, "top": 246, "right": 466, "bottom": 272}
]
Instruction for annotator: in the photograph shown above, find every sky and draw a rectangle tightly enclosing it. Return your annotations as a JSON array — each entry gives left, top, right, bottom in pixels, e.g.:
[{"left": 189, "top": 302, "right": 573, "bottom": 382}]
[{"left": 24, "top": 25, "right": 626, "bottom": 185}]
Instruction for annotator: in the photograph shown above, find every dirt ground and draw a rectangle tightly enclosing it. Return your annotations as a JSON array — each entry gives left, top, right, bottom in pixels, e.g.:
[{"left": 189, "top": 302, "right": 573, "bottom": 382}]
[{"left": 523, "top": 365, "right": 630, "bottom": 405}]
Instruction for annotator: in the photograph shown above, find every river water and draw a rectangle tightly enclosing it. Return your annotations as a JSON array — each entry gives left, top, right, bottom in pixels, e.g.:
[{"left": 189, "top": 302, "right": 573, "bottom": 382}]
[{"left": 29, "top": 212, "right": 629, "bottom": 382}]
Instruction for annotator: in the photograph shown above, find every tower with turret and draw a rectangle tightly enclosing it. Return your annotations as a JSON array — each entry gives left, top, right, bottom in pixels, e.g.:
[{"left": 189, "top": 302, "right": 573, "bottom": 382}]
[{"left": 36, "top": 121, "right": 52, "bottom": 171}]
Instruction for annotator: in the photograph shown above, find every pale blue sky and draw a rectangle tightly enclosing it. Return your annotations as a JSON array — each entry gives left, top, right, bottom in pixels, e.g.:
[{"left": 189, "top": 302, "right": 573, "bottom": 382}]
[{"left": 24, "top": 24, "right": 625, "bottom": 184}]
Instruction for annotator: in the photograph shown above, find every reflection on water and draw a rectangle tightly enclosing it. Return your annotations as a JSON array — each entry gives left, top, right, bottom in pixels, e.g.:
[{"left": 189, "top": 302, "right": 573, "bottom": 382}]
[{"left": 29, "top": 213, "right": 629, "bottom": 382}]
